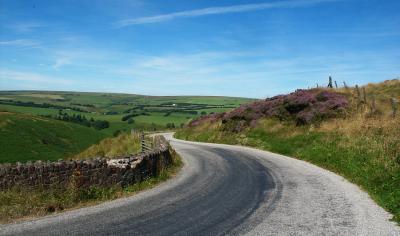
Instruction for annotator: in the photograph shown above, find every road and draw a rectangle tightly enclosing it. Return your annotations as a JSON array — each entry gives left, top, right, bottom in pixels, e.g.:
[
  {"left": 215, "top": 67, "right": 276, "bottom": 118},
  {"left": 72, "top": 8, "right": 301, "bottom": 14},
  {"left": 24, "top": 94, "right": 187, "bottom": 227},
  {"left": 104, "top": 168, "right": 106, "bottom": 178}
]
[{"left": 1, "top": 134, "right": 399, "bottom": 235}]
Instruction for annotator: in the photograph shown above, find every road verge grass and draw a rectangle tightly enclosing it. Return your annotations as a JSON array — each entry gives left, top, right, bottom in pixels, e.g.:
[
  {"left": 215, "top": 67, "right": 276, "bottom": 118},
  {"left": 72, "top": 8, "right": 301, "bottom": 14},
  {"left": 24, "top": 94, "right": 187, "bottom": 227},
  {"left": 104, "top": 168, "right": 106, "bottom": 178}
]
[{"left": 175, "top": 116, "right": 400, "bottom": 224}]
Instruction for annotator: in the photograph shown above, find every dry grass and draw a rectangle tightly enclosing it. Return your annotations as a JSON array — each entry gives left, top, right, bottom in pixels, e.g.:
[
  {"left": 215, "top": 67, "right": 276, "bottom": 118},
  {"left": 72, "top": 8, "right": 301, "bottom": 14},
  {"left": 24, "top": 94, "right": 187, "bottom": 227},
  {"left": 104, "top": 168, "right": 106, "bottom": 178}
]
[
  {"left": 72, "top": 132, "right": 142, "bottom": 159},
  {"left": 17, "top": 94, "right": 65, "bottom": 100}
]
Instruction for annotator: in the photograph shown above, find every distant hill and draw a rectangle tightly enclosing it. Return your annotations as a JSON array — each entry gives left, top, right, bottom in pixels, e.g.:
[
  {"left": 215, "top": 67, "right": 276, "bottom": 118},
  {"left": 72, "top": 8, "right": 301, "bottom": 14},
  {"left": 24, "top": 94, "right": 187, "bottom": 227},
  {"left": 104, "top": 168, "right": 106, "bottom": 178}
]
[
  {"left": 0, "top": 91, "right": 254, "bottom": 135},
  {"left": 0, "top": 112, "right": 106, "bottom": 163}
]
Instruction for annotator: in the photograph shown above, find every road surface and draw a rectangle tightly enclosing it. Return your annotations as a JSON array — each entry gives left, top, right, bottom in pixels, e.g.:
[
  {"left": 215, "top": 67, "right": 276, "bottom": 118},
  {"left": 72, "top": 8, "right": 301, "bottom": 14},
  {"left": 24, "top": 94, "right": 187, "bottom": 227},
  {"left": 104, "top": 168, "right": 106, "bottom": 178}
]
[{"left": 1, "top": 134, "right": 399, "bottom": 235}]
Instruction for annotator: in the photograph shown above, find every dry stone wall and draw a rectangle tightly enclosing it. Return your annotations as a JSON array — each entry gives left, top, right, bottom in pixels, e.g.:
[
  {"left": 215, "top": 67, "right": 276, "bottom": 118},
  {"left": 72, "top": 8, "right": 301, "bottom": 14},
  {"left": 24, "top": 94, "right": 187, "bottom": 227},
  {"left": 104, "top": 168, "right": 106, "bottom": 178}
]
[{"left": 0, "top": 136, "right": 172, "bottom": 191}]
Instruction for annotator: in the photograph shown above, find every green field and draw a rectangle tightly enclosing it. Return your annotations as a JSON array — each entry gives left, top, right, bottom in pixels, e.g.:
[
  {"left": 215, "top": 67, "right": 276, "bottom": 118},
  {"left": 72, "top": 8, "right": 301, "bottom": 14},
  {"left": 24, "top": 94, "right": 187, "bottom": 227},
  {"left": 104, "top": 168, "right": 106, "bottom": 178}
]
[
  {"left": 0, "top": 91, "right": 252, "bottom": 163},
  {"left": 0, "top": 112, "right": 106, "bottom": 163},
  {"left": 0, "top": 91, "right": 253, "bottom": 136}
]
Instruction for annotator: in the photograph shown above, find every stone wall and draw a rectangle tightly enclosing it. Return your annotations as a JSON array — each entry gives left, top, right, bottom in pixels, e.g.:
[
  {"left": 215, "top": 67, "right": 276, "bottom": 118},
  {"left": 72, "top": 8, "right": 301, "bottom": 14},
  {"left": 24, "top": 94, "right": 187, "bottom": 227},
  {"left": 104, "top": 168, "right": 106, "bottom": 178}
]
[{"left": 0, "top": 136, "right": 172, "bottom": 191}]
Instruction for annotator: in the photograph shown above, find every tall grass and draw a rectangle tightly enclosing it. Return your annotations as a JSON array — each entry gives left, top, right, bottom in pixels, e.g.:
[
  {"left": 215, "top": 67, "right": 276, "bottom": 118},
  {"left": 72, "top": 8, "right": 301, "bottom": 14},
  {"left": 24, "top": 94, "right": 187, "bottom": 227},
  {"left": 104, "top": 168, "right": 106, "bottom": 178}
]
[{"left": 72, "top": 132, "right": 142, "bottom": 159}]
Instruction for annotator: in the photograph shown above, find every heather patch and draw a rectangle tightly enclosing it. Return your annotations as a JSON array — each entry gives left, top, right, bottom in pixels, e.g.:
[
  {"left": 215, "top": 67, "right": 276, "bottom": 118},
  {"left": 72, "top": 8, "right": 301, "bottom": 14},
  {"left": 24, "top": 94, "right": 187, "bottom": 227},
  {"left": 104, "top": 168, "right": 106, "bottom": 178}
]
[{"left": 189, "top": 89, "right": 348, "bottom": 132}]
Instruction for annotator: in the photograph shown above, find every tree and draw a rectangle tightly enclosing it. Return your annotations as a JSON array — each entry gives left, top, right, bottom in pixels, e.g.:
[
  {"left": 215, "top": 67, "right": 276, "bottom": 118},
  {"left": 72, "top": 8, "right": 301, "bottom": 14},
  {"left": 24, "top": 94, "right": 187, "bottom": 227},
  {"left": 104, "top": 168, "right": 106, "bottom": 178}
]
[{"left": 166, "top": 123, "right": 175, "bottom": 129}]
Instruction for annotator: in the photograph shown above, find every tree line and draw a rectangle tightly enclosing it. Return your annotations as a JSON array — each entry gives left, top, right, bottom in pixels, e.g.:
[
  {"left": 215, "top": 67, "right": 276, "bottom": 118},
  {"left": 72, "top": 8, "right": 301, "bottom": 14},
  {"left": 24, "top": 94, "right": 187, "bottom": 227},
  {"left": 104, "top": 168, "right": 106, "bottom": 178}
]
[
  {"left": 42, "top": 110, "right": 109, "bottom": 130},
  {"left": 0, "top": 100, "right": 87, "bottom": 112}
]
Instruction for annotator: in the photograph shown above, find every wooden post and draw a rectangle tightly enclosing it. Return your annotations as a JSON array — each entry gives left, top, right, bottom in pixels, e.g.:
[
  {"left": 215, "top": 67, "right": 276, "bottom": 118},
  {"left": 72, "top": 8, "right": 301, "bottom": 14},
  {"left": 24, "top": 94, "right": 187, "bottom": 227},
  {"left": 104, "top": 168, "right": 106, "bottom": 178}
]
[
  {"left": 334, "top": 81, "right": 338, "bottom": 88},
  {"left": 355, "top": 85, "right": 361, "bottom": 104},
  {"left": 328, "top": 76, "right": 333, "bottom": 88},
  {"left": 343, "top": 81, "right": 348, "bottom": 89},
  {"left": 370, "top": 95, "right": 376, "bottom": 114},
  {"left": 391, "top": 98, "right": 398, "bottom": 118},
  {"left": 141, "top": 131, "right": 145, "bottom": 154},
  {"left": 362, "top": 87, "right": 367, "bottom": 103}
]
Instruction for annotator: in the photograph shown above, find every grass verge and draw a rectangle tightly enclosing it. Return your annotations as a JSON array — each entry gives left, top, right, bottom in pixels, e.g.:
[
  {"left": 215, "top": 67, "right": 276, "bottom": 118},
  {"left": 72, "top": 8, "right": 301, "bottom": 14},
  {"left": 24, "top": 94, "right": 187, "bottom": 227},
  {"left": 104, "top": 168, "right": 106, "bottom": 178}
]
[
  {"left": 0, "top": 147, "right": 183, "bottom": 224},
  {"left": 175, "top": 116, "right": 400, "bottom": 224}
]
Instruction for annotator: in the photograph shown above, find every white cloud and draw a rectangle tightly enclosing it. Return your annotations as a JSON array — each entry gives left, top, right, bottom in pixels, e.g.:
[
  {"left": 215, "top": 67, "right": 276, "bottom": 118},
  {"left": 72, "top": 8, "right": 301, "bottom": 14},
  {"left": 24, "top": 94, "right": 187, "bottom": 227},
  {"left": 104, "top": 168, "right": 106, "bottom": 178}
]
[
  {"left": 0, "top": 69, "right": 71, "bottom": 85},
  {"left": 53, "top": 57, "right": 72, "bottom": 69},
  {"left": 10, "top": 22, "right": 45, "bottom": 33},
  {"left": 0, "top": 39, "right": 40, "bottom": 48},
  {"left": 115, "top": 0, "right": 341, "bottom": 27}
]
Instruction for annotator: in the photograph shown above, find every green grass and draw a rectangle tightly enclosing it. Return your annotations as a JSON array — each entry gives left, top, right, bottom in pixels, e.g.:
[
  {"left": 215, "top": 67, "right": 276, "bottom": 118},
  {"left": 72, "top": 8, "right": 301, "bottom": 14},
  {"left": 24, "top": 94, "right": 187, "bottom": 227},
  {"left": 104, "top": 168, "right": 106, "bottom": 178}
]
[
  {"left": 245, "top": 123, "right": 400, "bottom": 224},
  {"left": 0, "top": 148, "right": 183, "bottom": 223},
  {"left": 0, "top": 112, "right": 106, "bottom": 163}
]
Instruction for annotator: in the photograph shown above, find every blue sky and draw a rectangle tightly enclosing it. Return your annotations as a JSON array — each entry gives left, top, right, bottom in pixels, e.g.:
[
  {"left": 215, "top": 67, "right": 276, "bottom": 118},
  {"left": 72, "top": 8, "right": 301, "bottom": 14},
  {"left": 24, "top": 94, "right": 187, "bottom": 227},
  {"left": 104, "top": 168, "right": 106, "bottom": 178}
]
[{"left": 0, "top": 0, "right": 399, "bottom": 98}]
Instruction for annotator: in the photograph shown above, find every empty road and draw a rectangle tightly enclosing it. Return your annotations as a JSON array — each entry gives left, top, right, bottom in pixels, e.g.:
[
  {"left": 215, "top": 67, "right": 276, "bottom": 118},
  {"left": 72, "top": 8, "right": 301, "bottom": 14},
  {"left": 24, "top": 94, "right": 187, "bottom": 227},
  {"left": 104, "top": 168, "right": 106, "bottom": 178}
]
[{"left": 1, "top": 134, "right": 399, "bottom": 235}]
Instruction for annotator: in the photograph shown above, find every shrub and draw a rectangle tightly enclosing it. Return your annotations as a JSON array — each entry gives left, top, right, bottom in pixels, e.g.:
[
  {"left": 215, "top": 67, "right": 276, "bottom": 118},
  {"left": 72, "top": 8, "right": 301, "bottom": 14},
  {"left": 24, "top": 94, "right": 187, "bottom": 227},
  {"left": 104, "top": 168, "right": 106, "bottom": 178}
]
[{"left": 189, "top": 89, "right": 349, "bottom": 132}]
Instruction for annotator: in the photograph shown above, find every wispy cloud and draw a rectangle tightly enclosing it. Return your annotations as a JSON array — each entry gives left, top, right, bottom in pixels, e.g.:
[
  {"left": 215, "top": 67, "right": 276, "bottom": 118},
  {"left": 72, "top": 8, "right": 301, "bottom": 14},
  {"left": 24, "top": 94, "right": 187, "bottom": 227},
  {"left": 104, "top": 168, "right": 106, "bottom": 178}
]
[
  {"left": 53, "top": 57, "right": 71, "bottom": 69},
  {"left": 0, "top": 69, "right": 71, "bottom": 85},
  {"left": 115, "top": 0, "right": 341, "bottom": 27},
  {"left": 0, "top": 39, "right": 40, "bottom": 48},
  {"left": 9, "top": 22, "right": 45, "bottom": 33}
]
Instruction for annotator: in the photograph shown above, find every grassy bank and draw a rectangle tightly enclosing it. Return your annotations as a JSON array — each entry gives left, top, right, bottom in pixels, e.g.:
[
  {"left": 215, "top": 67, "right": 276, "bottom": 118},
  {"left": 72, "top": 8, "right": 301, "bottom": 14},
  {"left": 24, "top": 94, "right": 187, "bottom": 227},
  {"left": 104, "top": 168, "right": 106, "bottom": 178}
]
[
  {"left": 72, "top": 132, "right": 142, "bottom": 159},
  {"left": 176, "top": 116, "right": 400, "bottom": 223},
  {"left": 0, "top": 147, "right": 183, "bottom": 224},
  {"left": 0, "top": 112, "right": 106, "bottom": 163},
  {"left": 176, "top": 80, "right": 400, "bottom": 223}
]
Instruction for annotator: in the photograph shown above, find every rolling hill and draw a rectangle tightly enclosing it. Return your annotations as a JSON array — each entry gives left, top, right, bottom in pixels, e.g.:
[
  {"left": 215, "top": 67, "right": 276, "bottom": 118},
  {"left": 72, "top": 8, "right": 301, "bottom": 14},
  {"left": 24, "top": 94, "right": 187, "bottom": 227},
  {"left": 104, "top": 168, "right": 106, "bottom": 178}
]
[
  {"left": 0, "top": 112, "right": 106, "bottom": 163},
  {"left": 0, "top": 91, "right": 254, "bottom": 135}
]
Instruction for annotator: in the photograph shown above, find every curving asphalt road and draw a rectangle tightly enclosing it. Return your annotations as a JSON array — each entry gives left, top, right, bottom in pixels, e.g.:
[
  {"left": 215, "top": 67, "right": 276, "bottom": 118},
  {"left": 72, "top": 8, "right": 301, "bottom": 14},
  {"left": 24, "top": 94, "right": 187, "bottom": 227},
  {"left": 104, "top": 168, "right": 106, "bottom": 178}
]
[{"left": 1, "top": 134, "right": 399, "bottom": 235}]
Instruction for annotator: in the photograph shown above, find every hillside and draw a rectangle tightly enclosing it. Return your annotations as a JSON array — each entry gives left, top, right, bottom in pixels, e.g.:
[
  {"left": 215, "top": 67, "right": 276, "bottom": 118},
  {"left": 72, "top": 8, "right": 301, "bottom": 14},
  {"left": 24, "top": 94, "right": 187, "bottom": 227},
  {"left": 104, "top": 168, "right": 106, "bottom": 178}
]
[
  {"left": 0, "top": 112, "right": 106, "bottom": 163},
  {"left": 0, "top": 91, "right": 254, "bottom": 135},
  {"left": 176, "top": 79, "right": 400, "bottom": 223}
]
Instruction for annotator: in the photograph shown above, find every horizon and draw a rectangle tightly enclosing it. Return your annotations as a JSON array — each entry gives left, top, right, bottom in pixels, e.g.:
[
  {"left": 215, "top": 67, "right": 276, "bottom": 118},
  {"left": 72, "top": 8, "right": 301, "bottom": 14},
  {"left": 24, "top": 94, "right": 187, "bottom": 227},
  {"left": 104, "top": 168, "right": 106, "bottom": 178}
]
[
  {"left": 1, "top": 0, "right": 399, "bottom": 98},
  {"left": 0, "top": 89, "right": 257, "bottom": 99},
  {"left": 0, "top": 77, "right": 398, "bottom": 99}
]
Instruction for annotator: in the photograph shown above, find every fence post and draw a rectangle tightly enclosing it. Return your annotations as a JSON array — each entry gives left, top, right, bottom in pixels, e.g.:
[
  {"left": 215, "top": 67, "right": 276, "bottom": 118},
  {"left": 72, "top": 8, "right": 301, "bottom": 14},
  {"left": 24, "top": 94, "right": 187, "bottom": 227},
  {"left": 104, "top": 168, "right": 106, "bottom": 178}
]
[
  {"left": 355, "top": 85, "right": 361, "bottom": 105},
  {"left": 362, "top": 87, "right": 367, "bottom": 104},
  {"left": 370, "top": 95, "right": 376, "bottom": 114},
  {"left": 328, "top": 76, "right": 333, "bottom": 88},
  {"left": 141, "top": 131, "right": 145, "bottom": 154},
  {"left": 343, "top": 81, "right": 348, "bottom": 89},
  {"left": 334, "top": 81, "right": 338, "bottom": 89},
  {"left": 391, "top": 98, "right": 398, "bottom": 118}
]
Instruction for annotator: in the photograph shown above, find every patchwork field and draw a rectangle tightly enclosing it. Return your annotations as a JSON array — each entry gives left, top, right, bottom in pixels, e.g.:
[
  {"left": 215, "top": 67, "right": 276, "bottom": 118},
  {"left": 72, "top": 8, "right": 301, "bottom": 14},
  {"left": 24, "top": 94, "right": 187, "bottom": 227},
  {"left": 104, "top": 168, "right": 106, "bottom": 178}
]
[
  {"left": 0, "top": 91, "right": 254, "bottom": 136},
  {"left": 0, "top": 91, "right": 252, "bottom": 163}
]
